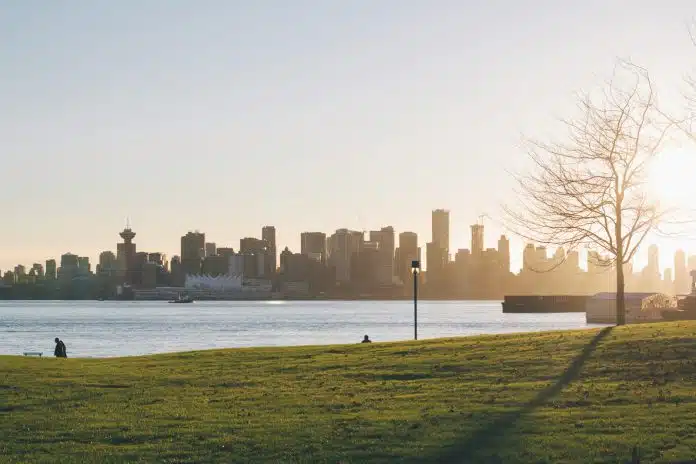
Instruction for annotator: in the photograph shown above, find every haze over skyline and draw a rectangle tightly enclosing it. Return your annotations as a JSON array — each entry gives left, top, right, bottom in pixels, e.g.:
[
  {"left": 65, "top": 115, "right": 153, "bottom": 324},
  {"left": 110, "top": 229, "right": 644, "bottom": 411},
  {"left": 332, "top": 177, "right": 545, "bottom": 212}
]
[{"left": 3, "top": 0, "right": 696, "bottom": 273}]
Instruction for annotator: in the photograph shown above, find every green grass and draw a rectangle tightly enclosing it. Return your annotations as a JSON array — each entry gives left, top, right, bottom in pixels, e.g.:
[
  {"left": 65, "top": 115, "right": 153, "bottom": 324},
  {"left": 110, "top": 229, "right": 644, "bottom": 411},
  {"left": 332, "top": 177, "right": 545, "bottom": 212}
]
[{"left": 3, "top": 323, "right": 696, "bottom": 463}]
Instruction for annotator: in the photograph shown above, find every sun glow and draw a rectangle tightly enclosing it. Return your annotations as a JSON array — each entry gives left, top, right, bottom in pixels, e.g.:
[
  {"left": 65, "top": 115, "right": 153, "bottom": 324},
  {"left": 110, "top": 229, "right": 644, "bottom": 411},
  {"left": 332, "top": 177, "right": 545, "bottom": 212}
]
[{"left": 647, "top": 149, "right": 696, "bottom": 209}]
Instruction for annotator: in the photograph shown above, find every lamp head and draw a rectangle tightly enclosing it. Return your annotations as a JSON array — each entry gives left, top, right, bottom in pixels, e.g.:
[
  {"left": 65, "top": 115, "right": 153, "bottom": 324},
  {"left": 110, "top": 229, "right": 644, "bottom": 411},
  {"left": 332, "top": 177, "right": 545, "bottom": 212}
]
[{"left": 411, "top": 260, "right": 421, "bottom": 273}]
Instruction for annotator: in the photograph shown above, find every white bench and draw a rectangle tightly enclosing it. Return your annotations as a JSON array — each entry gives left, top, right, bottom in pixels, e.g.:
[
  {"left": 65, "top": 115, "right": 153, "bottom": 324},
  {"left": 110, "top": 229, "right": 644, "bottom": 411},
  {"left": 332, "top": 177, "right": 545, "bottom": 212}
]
[{"left": 23, "top": 352, "right": 43, "bottom": 357}]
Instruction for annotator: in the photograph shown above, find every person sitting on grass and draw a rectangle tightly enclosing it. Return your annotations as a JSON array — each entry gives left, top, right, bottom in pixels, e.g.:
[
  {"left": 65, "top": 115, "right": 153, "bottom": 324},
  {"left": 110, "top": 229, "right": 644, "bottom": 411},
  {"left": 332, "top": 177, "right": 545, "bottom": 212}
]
[
  {"left": 361, "top": 334, "right": 372, "bottom": 343},
  {"left": 54, "top": 338, "right": 67, "bottom": 358}
]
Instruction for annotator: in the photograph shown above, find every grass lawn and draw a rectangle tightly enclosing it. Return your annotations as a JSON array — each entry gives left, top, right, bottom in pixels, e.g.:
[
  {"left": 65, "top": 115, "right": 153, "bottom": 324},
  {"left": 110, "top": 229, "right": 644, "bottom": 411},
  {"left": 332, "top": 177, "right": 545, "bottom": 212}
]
[{"left": 3, "top": 322, "right": 696, "bottom": 463}]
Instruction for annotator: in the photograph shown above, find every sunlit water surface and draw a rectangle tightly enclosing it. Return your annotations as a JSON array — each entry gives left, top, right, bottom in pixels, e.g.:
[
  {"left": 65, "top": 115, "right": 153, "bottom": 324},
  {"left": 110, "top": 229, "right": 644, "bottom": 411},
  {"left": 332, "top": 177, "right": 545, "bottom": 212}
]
[{"left": 0, "top": 300, "right": 605, "bottom": 358}]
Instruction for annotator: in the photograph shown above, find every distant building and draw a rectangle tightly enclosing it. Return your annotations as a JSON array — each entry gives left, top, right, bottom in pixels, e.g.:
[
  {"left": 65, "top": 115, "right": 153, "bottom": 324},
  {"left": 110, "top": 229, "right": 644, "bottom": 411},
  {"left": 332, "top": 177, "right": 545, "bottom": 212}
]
[
  {"left": 351, "top": 241, "right": 381, "bottom": 288},
  {"left": 301, "top": 232, "right": 327, "bottom": 263},
  {"left": 202, "top": 255, "right": 229, "bottom": 276},
  {"left": 369, "top": 226, "right": 395, "bottom": 286},
  {"left": 204, "top": 242, "right": 217, "bottom": 258},
  {"left": 170, "top": 255, "right": 184, "bottom": 286},
  {"left": 181, "top": 231, "right": 205, "bottom": 276},
  {"left": 148, "top": 253, "right": 168, "bottom": 270},
  {"left": 77, "top": 257, "right": 91, "bottom": 275},
  {"left": 217, "top": 247, "right": 235, "bottom": 257},
  {"left": 675, "top": 249, "right": 688, "bottom": 294},
  {"left": 262, "top": 226, "right": 277, "bottom": 276},
  {"left": 45, "top": 259, "right": 57, "bottom": 280},
  {"left": 497, "top": 235, "right": 510, "bottom": 273},
  {"left": 29, "top": 263, "right": 44, "bottom": 278},
  {"left": 98, "top": 251, "right": 117, "bottom": 275},
  {"left": 59, "top": 253, "right": 79, "bottom": 280},
  {"left": 396, "top": 231, "right": 420, "bottom": 285},
  {"left": 185, "top": 274, "right": 242, "bottom": 291},
  {"left": 328, "top": 229, "right": 364, "bottom": 283},
  {"left": 432, "top": 209, "right": 450, "bottom": 256},
  {"left": 426, "top": 241, "right": 447, "bottom": 283},
  {"left": 471, "top": 224, "right": 484, "bottom": 258},
  {"left": 117, "top": 227, "right": 137, "bottom": 284},
  {"left": 239, "top": 237, "right": 268, "bottom": 278}
]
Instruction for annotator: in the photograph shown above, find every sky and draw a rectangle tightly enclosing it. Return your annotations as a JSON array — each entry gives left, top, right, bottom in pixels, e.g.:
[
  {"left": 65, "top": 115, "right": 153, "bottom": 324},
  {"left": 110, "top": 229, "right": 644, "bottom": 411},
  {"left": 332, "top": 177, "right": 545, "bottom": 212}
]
[{"left": 2, "top": 0, "right": 696, "bottom": 274}]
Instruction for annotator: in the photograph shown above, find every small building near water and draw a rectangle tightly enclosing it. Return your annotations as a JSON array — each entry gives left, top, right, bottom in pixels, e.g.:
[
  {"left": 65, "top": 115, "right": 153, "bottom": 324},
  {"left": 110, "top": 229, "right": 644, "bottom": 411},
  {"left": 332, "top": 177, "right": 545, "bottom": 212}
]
[{"left": 585, "top": 292, "right": 676, "bottom": 324}]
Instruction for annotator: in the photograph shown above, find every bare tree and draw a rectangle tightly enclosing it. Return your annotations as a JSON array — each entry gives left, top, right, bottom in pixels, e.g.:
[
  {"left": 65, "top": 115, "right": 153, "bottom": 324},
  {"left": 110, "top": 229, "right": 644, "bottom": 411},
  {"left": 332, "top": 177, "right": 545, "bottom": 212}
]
[{"left": 504, "top": 61, "right": 673, "bottom": 326}]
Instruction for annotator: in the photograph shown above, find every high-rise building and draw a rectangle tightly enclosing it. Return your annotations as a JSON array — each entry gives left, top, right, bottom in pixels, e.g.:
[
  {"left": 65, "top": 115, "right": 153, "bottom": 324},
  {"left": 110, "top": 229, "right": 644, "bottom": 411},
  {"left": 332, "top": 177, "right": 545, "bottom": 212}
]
[
  {"left": 181, "top": 231, "right": 205, "bottom": 276},
  {"left": 351, "top": 240, "right": 380, "bottom": 288},
  {"left": 471, "top": 224, "right": 484, "bottom": 258},
  {"left": 369, "top": 226, "right": 395, "bottom": 286},
  {"left": 328, "top": 229, "right": 364, "bottom": 283},
  {"left": 497, "top": 235, "right": 510, "bottom": 273},
  {"left": 239, "top": 237, "right": 269, "bottom": 278},
  {"left": 522, "top": 244, "right": 536, "bottom": 272},
  {"left": 98, "top": 251, "right": 117, "bottom": 275},
  {"left": 675, "top": 249, "right": 688, "bottom": 294},
  {"left": 77, "top": 257, "right": 91, "bottom": 275},
  {"left": 301, "top": 232, "right": 327, "bottom": 263},
  {"left": 262, "top": 226, "right": 277, "bottom": 276},
  {"left": 45, "top": 259, "right": 57, "bottom": 280},
  {"left": 240, "top": 237, "right": 266, "bottom": 254},
  {"left": 217, "top": 247, "right": 235, "bottom": 257},
  {"left": 59, "top": 253, "right": 79, "bottom": 280},
  {"left": 426, "top": 241, "right": 447, "bottom": 282},
  {"left": 148, "top": 253, "right": 167, "bottom": 270},
  {"left": 30, "top": 263, "right": 44, "bottom": 278},
  {"left": 170, "top": 255, "right": 184, "bottom": 286},
  {"left": 117, "top": 226, "right": 137, "bottom": 284},
  {"left": 432, "top": 209, "right": 450, "bottom": 256},
  {"left": 204, "top": 242, "right": 217, "bottom": 257},
  {"left": 396, "top": 231, "right": 419, "bottom": 284}
]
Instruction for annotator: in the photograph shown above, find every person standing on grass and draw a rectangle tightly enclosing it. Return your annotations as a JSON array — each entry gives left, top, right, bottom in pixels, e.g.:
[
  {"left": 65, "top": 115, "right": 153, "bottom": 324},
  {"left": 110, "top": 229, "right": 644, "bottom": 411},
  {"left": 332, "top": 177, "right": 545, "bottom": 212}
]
[
  {"left": 54, "top": 338, "right": 67, "bottom": 358},
  {"left": 361, "top": 335, "right": 372, "bottom": 343}
]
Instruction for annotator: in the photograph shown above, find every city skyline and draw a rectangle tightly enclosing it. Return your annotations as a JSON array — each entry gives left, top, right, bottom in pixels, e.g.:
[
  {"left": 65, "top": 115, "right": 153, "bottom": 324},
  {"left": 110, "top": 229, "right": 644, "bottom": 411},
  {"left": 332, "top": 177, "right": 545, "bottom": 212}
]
[
  {"left": 3, "top": 2, "right": 696, "bottom": 275},
  {"left": 1, "top": 211, "right": 692, "bottom": 278}
]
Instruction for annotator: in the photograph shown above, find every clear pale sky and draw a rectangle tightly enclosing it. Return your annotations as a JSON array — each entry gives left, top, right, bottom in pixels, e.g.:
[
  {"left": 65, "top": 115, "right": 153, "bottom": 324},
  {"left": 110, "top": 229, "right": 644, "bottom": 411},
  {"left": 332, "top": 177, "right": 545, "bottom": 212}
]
[{"left": 2, "top": 0, "right": 696, "bottom": 274}]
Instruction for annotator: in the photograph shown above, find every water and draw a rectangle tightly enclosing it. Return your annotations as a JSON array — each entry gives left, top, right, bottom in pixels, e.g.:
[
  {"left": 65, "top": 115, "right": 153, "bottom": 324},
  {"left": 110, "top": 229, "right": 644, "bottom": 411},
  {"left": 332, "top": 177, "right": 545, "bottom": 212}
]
[{"left": 0, "top": 300, "right": 606, "bottom": 358}]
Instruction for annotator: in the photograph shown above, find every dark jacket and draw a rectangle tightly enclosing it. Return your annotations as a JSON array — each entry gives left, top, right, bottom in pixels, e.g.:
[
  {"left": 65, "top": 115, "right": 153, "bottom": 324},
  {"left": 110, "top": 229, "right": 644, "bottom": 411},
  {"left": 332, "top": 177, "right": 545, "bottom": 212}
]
[{"left": 54, "top": 341, "right": 67, "bottom": 358}]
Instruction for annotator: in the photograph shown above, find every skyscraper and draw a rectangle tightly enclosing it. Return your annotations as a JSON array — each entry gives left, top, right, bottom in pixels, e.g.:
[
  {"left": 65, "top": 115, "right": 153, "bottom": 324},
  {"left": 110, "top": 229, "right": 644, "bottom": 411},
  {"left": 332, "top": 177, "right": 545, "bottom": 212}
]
[
  {"left": 369, "top": 226, "right": 395, "bottom": 286},
  {"left": 471, "top": 224, "right": 484, "bottom": 258},
  {"left": 98, "top": 251, "right": 117, "bottom": 275},
  {"left": 497, "top": 235, "right": 510, "bottom": 273},
  {"left": 181, "top": 231, "right": 205, "bottom": 276},
  {"left": 301, "top": 232, "right": 327, "bottom": 263},
  {"left": 262, "top": 226, "right": 277, "bottom": 276},
  {"left": 45, "top": 259, "right": 57, "bottom": 280},
  {"left": 117, "top": 226, "right": 136, "bottom": 284},
  {"left": 675, "top": 249, "right": 688, "bottom": 294},
  {"left": 432, "top": 209, "right": 450, "bottom": 256},
  {"left": 328, "top": 229, "right": 364, "bottom": 283},
  {"left": 396, "top": 232, "right": 419, "bottom": 284},
  {"left": 204, "top": 242, "right": 217, "bottom": 257}
]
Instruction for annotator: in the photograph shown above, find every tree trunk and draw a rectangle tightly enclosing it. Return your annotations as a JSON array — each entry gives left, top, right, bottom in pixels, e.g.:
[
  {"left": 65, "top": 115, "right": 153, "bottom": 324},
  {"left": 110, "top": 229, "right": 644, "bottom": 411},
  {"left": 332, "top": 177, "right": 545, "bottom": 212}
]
[{"left": 616, "top": 257, "right": 626, "bottom": 326}]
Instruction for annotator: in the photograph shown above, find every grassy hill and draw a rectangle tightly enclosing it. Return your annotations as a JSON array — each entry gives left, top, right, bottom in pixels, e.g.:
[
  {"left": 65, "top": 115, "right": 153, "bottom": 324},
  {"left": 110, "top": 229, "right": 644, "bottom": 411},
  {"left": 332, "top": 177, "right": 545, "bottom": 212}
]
[{"left": 3, "top": 323, "right": 696, "bottom": 463}]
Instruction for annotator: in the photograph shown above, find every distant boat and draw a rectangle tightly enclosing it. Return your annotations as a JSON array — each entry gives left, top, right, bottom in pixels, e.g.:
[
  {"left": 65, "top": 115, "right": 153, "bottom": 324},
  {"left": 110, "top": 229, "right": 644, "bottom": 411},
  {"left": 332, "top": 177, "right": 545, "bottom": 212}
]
[{"left": 169, "top": 293, "right": 194, "bottom": 304}]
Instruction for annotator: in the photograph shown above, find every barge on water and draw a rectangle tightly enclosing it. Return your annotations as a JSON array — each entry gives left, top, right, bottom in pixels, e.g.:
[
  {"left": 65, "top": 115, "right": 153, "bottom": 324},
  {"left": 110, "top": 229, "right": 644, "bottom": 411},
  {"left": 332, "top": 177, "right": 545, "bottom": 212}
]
[{"left": 502, "top": 295, "right": 589, "bottom": 313}]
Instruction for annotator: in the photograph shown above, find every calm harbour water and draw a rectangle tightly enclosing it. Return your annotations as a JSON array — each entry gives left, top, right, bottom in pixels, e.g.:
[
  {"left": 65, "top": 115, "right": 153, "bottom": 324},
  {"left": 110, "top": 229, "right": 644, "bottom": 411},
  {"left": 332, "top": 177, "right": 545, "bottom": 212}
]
[{"left": 0, "top": 300, "right": 606, "bottom": 358}]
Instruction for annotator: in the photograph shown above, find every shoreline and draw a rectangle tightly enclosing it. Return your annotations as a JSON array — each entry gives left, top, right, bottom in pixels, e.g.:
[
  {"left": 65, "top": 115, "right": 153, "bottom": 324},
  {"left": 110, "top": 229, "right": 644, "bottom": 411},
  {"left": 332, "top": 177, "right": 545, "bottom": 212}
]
[{"left": 2, "top": 323, "right": 608, "bottom": 359}]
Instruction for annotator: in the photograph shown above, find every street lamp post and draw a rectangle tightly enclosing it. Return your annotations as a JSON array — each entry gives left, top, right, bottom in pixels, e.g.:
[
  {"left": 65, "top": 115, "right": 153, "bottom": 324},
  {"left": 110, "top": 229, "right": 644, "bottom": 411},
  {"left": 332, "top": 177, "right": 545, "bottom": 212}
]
[{"left": 411, "top": 260, "right": 420, "bottom": 340}]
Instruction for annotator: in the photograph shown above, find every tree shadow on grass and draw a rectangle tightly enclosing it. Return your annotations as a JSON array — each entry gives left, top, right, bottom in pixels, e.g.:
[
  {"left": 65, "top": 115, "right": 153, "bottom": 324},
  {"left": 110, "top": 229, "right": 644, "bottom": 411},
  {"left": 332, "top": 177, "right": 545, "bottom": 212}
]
[{"left": 426, "top": 326, "right": 614, "bottom": 464}]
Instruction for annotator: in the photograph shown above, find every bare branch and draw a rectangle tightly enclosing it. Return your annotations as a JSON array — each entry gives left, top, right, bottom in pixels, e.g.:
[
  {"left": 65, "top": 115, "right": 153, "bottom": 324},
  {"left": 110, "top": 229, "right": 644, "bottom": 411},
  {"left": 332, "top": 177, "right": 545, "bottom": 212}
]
[{"left": 502, "top": 59, "right": 678, "bottom": 324}]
